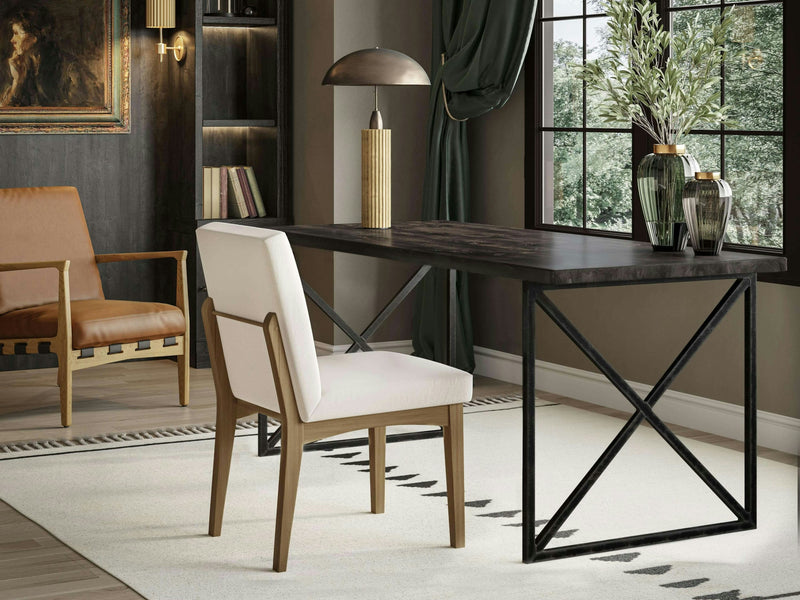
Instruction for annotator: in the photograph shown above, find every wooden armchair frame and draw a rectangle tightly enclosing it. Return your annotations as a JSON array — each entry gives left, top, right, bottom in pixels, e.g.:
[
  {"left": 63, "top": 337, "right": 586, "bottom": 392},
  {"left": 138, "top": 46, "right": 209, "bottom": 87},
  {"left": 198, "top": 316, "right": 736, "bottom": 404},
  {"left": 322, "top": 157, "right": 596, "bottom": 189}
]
[
  {"left": 202, "top": 297, "right": 465, "bottom": 572},
  {"left": 0, "top": 251, "right": 190, "bottom": 427}
]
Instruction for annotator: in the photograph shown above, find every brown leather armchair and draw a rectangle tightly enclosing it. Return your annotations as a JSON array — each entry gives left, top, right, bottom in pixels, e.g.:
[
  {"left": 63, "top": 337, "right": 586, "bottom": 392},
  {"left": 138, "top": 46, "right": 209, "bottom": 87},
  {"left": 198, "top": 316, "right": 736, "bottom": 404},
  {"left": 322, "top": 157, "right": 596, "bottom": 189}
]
[{"left": 0, "top": 186, "right": 190, "bottom": 426}]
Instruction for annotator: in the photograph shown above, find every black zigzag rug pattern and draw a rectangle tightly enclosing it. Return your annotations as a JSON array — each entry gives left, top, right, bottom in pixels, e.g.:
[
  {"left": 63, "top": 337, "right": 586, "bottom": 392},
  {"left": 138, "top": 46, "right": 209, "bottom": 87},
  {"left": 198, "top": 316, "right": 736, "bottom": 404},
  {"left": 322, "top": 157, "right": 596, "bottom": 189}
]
[{"left": 320, "top": 445, "right": 800, "bottom": 600}]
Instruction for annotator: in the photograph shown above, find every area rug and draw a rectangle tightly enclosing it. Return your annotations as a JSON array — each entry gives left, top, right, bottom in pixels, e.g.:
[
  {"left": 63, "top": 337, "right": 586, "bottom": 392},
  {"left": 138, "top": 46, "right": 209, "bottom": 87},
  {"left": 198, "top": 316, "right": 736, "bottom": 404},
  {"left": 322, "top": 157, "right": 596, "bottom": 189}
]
[{"left": 0, "top": 401, "right": 797, "bottom": 600}]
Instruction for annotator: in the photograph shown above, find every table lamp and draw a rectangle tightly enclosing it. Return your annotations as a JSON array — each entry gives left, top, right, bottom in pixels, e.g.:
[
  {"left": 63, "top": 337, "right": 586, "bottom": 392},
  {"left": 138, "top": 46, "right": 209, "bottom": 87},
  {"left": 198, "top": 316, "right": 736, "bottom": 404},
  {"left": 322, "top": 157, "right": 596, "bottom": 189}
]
[{"left": 323, "top": 48, "right": 430, "bottom": 228}]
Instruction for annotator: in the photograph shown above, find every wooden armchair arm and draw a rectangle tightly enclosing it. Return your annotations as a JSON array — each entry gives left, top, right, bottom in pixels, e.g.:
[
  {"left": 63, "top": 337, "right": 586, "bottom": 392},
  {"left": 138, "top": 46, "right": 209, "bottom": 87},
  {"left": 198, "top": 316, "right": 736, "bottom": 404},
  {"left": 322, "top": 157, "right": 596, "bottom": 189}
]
[
  {"left": 0, "top": 259, "right": 70, "bottom": 273},
  {"left": 95, "top": 251, "right": 189, "bottom": 315},
  {"left": 94, "top": 250, "right": 187, "bottom": 263}
]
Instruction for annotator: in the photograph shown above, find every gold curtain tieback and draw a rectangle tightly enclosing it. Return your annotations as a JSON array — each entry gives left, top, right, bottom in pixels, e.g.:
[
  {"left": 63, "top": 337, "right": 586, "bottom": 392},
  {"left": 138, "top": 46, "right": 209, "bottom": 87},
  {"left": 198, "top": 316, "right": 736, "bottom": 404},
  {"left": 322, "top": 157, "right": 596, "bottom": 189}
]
[{"left": 441, "top": 53, "right": 468, "bottom": 122}]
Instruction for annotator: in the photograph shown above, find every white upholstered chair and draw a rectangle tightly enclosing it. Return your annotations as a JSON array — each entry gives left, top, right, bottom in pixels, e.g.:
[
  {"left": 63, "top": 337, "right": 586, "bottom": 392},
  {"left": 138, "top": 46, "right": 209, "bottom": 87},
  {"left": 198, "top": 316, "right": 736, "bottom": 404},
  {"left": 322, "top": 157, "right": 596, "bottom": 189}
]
[{"left": 196, "top": 222, "right": 471, "bottom": 572}]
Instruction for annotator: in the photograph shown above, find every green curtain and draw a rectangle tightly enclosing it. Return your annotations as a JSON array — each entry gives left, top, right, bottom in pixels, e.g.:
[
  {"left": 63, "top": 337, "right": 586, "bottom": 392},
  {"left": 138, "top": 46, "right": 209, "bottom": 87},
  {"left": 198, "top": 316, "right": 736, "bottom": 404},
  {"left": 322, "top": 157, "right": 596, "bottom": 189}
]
[{"left": 412, "top": 0, "right": 537, "bottom": 371}]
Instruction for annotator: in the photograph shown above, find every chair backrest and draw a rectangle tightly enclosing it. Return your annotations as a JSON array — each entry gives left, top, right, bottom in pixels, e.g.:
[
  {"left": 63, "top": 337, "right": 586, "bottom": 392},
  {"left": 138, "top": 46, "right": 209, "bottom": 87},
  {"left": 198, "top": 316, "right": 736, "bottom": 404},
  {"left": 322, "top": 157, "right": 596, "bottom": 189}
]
[
  {"left": 0, "top": 186, "right": 104, "bottom": 315},
  {"left": 196, "top": 222, "right": 321, "bottom": 421}
]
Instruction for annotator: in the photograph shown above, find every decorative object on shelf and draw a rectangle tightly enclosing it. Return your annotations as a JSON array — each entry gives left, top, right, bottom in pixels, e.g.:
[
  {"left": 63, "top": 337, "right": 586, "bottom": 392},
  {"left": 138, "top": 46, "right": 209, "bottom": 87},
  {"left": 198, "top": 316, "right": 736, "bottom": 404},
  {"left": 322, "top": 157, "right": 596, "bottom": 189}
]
[
  {"left": 574, "top": 0, "right": 735, "bottom": 251},
  {"left": 322, "top": 48, "right": 430, "bottom": 229},
  {"left": 0, "top": 0, "right": 130, "bottom": 134},
  {"left": 146, "top": 0, "right": 186, "bottom": 62},
  {"left": 243, "top": 6, "right": 255, "bottom": 17},
  {"left": 638, "top": 144, "right": 699, "bottom": 251},
  {"left": 205, "top": 0, "right": 241, "bottom": 17},
  {"left": 683, "top": 172, "right": 732, "bottom": 256}
]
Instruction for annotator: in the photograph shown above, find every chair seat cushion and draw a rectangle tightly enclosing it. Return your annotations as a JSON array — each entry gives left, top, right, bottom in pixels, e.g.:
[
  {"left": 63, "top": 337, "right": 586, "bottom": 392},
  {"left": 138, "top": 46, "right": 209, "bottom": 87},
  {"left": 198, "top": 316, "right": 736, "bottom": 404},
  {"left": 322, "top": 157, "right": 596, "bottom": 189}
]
[
  {"left": 0, "top": 299, "right": 185, "bottom": 349},
  {"left": 308, "top": 351, "right": 472, "bottom": 422}
]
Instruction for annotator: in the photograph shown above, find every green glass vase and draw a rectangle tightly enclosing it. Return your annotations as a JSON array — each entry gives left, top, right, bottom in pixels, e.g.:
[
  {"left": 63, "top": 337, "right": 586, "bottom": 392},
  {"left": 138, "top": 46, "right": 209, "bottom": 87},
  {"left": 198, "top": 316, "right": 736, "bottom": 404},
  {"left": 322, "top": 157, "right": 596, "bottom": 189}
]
[
  {"left": 637, "top": 144, "right": 699, "bottom": 251},
  {"left": 683, "top": 172, "right": 732, "bottom": 256}
]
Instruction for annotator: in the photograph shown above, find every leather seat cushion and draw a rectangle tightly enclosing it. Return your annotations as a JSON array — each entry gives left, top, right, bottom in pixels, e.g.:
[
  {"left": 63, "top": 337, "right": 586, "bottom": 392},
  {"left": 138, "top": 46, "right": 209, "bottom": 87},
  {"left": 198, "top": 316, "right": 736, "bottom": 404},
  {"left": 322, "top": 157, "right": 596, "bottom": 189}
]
[
  {"left": 307, "top": 351, "right": 473, "bottom": 422},
  {"left": 0, "top": 299, "right": 185, "bottom": 349}
]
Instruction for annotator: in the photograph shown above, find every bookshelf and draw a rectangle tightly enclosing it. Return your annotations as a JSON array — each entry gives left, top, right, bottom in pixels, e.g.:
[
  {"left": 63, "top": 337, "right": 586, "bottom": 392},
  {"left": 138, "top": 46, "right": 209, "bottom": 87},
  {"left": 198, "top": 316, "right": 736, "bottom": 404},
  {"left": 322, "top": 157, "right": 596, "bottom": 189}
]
[{"left": 186, "top": 0, "right": 291, "bottom": 367}]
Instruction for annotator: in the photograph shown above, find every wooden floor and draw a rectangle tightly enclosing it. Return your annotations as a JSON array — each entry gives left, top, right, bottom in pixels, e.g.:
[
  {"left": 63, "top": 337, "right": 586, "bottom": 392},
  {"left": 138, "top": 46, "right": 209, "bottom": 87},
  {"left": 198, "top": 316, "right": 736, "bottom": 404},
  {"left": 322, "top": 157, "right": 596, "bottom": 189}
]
[{"left": 0, "top": 360, "right": 795, "bottom": 599}]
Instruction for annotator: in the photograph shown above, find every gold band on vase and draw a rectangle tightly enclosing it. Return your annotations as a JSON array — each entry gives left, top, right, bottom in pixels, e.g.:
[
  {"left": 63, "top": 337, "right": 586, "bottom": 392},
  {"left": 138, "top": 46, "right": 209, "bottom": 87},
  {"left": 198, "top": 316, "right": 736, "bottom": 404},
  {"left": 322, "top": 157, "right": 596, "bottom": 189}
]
[
  {"left": 695, "top": 172, "right": 722, "bottom": 180},
  {"left": 653, "top": 144, "right": 686, "bottom": 155}
]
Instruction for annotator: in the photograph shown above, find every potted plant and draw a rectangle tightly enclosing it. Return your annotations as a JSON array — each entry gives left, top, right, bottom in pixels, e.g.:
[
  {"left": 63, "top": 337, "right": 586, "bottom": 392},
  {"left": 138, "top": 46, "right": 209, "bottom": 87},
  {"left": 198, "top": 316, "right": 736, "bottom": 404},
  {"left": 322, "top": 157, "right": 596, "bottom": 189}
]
[{"left": 574, "top": 0, "right": 734, "bottom": 251}]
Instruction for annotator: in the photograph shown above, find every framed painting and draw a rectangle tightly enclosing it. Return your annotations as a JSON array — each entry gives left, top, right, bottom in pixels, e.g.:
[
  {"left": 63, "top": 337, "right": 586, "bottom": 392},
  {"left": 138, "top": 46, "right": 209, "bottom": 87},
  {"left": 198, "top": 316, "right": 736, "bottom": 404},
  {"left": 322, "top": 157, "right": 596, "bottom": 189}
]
[{"left": 0, "top": 0, "right": 130, "bottom": 134}]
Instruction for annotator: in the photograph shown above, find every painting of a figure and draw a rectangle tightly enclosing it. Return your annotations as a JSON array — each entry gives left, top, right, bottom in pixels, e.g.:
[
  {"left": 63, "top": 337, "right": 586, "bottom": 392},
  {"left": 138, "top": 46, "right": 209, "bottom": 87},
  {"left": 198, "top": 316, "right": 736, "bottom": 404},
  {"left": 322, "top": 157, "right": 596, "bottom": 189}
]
[{"left": 0, "top": 0, "right": 129, "bottom": 133}]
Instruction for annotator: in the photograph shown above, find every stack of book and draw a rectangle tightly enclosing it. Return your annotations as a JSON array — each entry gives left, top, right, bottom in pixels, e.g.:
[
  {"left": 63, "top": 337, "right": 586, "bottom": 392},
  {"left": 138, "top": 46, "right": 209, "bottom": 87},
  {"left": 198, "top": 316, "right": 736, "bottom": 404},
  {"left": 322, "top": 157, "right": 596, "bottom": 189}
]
[{"left": 202, "top": 166, "right": 267, "bottom": 219}]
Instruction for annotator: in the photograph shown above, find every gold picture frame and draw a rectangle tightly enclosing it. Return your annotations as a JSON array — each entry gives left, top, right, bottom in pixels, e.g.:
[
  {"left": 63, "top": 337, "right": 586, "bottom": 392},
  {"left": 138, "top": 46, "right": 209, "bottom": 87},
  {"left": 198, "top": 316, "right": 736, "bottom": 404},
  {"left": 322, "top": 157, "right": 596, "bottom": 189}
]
[{"left": 0, "top": 0, "right": 130, "bottom": 134}]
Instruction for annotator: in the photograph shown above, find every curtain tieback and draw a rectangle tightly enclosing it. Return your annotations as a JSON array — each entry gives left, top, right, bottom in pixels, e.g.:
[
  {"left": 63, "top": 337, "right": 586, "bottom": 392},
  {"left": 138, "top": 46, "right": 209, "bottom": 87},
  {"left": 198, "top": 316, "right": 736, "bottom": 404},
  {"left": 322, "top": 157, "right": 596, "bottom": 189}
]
[{"left": 441, "top": 53, "right": 468, "bottom": 122}]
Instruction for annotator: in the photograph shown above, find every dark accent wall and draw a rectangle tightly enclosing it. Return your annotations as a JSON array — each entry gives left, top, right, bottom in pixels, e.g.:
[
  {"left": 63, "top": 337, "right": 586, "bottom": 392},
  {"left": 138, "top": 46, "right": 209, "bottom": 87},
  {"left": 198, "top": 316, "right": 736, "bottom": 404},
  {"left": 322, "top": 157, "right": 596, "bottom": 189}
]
[{"left": 0, "top": 2, "right": 196, "bottom": 371}]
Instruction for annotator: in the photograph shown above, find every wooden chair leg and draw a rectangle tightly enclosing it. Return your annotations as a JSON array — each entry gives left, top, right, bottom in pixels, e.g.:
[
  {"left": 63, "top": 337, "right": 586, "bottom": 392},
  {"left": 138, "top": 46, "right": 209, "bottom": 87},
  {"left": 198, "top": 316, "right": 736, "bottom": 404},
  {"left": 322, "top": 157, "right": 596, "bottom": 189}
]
[
  {"left": 208, "top": 395, "right": 238, "bottom": 537},
  {"left": 58, "top": 361, "right": 72, "bottom": 428},
  {"left": 177, "top": 352, "right": 190, "bottom": 407},
  {"left": 443, "top": 403, "right": 465, "bottom": 548},
  {"left": 369, "top": 426, "right": 386, "bottom": 514},
  {"left": 274, "top": 421, "right": 304, "bottom": 572}
]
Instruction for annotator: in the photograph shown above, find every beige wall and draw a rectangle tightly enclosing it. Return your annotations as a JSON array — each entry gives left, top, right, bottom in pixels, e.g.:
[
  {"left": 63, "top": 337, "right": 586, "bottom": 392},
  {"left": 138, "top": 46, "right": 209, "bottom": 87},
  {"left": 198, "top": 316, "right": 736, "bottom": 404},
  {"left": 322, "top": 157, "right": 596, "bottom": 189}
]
[
  {"left": 293, "top": 0, "right": 432, "bottom": 346},
  {"left": 293, "top": 1, "right": 335, "bottom": 342},
  {"left": 469, "top": 73, "right": 526, "bottom": 358},
  {"left": 468, "top": 70, "right": 800, "bottom": 420}
]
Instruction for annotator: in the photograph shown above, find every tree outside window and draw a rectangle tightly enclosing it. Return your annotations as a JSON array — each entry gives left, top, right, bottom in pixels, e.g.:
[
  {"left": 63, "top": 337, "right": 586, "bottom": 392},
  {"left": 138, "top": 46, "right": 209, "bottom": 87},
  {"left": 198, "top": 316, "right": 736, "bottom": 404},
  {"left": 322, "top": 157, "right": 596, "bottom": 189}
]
[{"left": 532, "top": 0, "right": 785, "bottom": 253}]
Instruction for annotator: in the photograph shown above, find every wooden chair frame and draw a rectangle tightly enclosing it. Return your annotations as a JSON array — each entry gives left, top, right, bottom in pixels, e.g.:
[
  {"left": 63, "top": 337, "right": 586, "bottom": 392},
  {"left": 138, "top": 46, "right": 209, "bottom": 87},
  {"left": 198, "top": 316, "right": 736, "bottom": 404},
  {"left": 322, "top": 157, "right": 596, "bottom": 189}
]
[
  {"left": 202, "top": 297, "right": 465, "bottom": 572},
  {"left": 0, "top": 251, "right": 190, "bottom": 427}
]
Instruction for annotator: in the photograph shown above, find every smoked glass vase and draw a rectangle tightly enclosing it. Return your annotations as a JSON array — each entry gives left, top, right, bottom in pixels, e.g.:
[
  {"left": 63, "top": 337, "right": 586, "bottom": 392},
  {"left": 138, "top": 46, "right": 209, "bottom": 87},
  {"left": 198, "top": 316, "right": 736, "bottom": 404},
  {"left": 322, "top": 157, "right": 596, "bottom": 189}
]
[
  {"left": 683, "top": 172, "right": 732, "bottom": 256},
  {"left": 637, "top": 144, "right": 699, "bottom": 251}
]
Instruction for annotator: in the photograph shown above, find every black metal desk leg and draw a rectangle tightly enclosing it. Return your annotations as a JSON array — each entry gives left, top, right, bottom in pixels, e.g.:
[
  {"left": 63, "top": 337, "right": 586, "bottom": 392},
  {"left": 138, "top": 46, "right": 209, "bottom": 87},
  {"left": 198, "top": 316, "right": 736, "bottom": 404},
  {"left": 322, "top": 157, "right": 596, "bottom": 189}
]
[
  {"left": 447, "top": 269, "right": 457, "bottom": 367},
  {"left": 522, "top": 282, "right": 538, "bottom": 563},
  {"left": 522, "top": 276, "right": 756, "bottom": 562},
  {"left": 745, "top": 274, "right": 757, "bottom": 522}
]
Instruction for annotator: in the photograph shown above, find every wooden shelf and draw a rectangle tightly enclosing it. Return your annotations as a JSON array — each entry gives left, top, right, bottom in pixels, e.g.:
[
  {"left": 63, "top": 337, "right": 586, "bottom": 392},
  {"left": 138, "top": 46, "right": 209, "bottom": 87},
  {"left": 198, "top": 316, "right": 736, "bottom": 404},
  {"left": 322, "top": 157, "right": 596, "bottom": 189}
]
[
  {"left": 203, "top": 16, "right": 276, "bottom": 27},
  {"left": 203, "top": 119, "right": 276, "bottom": 128},
  {"left": 197, "top": 216, "right": 288, "bottom": 227}
]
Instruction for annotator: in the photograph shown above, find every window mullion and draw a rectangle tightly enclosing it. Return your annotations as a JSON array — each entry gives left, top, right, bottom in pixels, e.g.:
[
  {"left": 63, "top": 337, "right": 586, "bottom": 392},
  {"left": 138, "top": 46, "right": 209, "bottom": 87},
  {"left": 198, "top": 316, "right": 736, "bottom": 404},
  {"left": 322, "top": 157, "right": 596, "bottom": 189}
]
[{"left": 582, "top": 10, "right": 588, "bottom": 229}]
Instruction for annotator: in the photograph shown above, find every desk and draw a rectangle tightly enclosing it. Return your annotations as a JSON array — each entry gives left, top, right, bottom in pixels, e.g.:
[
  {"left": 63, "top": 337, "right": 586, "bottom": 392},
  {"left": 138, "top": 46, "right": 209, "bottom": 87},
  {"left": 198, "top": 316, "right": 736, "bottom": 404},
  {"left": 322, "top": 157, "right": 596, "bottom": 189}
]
[{"left": 269, "top": 221, "right": 786, "bottom": 563}]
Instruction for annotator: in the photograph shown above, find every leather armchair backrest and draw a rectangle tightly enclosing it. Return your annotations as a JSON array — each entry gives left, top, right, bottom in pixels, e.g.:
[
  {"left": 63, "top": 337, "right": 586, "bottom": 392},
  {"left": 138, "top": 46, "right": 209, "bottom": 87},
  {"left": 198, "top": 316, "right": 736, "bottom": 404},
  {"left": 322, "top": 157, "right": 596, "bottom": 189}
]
[
  {"left": 196, "top": 223, "right": 322, "bottom": 422},
  {"left": 0, "top": 187, "right": 104, "bottom": 315}
]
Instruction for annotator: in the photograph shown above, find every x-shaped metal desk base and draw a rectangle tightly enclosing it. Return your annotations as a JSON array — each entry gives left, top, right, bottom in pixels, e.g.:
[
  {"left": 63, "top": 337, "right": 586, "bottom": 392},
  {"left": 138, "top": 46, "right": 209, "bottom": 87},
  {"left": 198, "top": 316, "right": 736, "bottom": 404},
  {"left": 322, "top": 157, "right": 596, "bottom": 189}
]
[{"left": 522, "top": 274, "right": 756, "bottom": 562}]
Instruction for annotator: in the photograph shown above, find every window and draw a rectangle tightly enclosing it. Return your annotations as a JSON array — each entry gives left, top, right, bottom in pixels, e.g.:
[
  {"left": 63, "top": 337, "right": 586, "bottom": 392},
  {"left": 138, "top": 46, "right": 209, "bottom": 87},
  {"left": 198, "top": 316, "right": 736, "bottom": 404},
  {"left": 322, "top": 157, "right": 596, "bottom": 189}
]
[
  {"left": 538, "top": 0, "right": 633, "bottom": 234},
  {"left": 673, "top": 0, "right": 783, "bottom": 250},
  {"left": 527, "top": 0, "right": 798, "bottom": 282}
]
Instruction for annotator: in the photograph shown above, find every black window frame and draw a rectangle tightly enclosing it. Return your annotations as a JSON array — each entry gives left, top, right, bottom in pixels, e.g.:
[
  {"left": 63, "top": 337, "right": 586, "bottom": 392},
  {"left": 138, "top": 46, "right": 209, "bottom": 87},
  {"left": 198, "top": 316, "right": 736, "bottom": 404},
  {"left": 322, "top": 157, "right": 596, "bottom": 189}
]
[{"left": 525, "top": 0, "right": 799, "bottom": 284}]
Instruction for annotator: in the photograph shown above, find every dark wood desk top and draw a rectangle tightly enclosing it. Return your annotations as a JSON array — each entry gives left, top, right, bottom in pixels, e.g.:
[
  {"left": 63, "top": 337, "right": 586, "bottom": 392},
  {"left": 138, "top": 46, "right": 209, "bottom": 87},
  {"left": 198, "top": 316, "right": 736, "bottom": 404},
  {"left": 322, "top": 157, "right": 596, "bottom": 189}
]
[{"left": 276, "top": 221, "right": 786, "bottom": 286}]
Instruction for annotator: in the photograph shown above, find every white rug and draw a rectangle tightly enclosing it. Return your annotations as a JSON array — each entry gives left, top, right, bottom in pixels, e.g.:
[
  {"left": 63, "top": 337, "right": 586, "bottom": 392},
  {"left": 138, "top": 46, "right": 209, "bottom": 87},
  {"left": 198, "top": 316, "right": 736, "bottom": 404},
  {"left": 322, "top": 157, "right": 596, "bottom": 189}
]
[{"left": 0, "top": 402, "right": 798, "bottom": 600}]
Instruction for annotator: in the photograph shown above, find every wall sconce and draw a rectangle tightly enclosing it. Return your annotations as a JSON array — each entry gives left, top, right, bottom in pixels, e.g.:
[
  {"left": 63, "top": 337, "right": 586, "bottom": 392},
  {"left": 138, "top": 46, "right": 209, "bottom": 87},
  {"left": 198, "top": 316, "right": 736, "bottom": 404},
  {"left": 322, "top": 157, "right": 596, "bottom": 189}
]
[
  {"left": 146, "top": 0, "right": 186, "bottom": 62},
  {"left": 323, "top": 48, "right": 430, "bottom": 229}
]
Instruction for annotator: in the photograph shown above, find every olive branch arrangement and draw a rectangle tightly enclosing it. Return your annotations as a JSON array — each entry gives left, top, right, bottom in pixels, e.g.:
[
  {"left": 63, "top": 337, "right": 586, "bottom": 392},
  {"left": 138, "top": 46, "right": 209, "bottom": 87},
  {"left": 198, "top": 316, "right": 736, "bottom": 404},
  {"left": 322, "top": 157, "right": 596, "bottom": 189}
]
[{"left": 574, "top": 0, "right": 735, "bottom": 145}]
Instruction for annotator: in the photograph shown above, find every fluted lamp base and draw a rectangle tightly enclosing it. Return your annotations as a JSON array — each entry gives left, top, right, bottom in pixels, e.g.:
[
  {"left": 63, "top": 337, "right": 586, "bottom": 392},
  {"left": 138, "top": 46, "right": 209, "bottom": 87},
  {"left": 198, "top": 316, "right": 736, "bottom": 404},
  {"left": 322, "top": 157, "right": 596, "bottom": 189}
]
[{"left": 361, "top": 129, "right": 391, "bottom": 228}]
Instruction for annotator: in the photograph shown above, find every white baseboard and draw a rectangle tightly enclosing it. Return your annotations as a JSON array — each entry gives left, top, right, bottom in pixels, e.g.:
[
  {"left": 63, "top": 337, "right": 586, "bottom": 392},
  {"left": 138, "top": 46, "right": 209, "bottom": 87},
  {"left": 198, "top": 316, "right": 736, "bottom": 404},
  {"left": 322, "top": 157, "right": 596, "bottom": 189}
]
[
  {"left": 473, "top": 345, "right": 800, "bottom": 457},
  {"left": 474, "top": 345, "right": 523, "bottom": 386}
]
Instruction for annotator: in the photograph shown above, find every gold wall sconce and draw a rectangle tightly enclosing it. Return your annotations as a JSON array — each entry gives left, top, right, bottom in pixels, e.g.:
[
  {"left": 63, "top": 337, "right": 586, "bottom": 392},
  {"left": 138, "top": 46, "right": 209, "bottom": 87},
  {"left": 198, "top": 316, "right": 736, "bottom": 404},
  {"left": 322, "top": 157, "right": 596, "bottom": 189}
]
[
  {"left": 323, "top": 48, "right": 430, "bottom": 229},
  {"left": 146, "top": 0, "right": 186, "bottom": 62}
]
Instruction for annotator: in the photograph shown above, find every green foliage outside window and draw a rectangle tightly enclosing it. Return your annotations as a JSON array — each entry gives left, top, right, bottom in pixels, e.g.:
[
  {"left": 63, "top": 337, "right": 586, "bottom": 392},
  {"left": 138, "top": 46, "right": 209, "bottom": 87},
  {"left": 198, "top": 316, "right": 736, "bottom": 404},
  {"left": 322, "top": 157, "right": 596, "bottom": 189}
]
[{"left": 545, "top": 0, "right": 783, "bottom": 249}]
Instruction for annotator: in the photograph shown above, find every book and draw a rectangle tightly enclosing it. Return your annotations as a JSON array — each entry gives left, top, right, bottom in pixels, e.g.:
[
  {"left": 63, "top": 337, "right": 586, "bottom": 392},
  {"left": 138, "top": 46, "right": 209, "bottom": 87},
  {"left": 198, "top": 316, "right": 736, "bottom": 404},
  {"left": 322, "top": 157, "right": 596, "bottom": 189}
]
[
  {"left": 210, "top": 167, "right": 221, "bottom": 219},
  {"left": 202, "top": 167, "right": 212, "bottom": 219},
  {"left": 236, "top": 167, "right": 258, "bottom": 217},
  {"left": 243, "top": 166, "right": 267, "bottom": 217},
  {"left": 219, "top": 166, "right": 228, "bottom": 219},
  {"left": 227, "top": 166, "right": 248, "bottom": 218}
]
